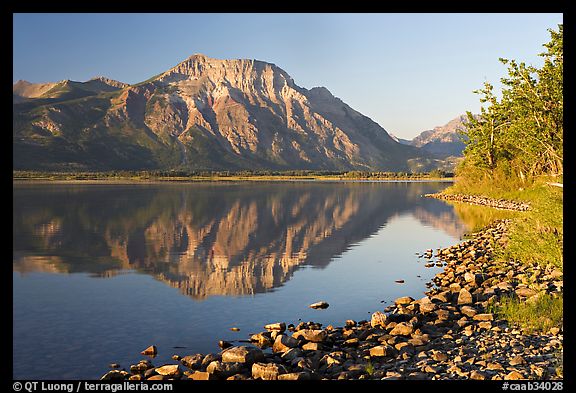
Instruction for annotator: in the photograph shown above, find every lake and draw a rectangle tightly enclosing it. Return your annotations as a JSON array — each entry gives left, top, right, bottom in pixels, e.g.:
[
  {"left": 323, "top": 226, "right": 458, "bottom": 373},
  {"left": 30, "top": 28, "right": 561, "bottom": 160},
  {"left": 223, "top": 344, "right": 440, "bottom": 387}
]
[{"left": 13, "top": 180, "right": 470, "bottom": 379}]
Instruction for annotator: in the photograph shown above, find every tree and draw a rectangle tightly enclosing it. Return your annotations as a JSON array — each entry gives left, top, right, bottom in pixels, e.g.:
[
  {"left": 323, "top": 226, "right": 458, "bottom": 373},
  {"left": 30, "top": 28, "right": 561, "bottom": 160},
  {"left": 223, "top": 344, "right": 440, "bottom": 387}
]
[{"left": 459, "top": 24, "right": 563, "bottom": 183}]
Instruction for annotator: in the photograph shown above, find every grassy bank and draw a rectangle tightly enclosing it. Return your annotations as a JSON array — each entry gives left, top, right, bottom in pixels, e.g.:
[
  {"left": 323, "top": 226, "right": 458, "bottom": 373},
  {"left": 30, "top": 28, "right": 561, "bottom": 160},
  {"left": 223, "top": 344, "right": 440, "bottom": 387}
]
[{"left": 443, "top": 176, "right": 563, "bottom": 333}]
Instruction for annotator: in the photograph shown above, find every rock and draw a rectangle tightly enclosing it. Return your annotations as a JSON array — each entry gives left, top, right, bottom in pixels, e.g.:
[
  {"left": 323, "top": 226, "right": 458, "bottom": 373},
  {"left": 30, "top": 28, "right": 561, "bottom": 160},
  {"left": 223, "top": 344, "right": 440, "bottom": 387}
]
[
  {"left": 345, "top": 319, "right": 357, "bottom": 327},
  {"left": 250, "top": 332, "right": 274, "bottom": 348},
  {"left": 218, "top": 340, "right": 233, "bottom": 349},
  {"left": 515, "top": 287, "right": 537, "bottom": 298},
  {"left": 389, "top": 322, "right": 413, "bottom": 336},
  {"left": 292, "top": 329, "right": 327, "bottom": 343},
  {"left": 416, "top": 297, "right": 437, "bottom": 313},
  {"left": 509, "top": 355, "right": 526, "bottom": 366},
  {"left": 460, "top": 305, "right": 478, "bottom": 317},
  {"left": 457, "top": 288, "right": 473, "bottom": 305},
  {"left": 206, "top": 361, "right": 243, "bottom": 378},
  {"left": 487, "top": 362, "right": 504, "bottom": 371},
  {"left": 504, "top": 370, "right": 525, "bottom": 380},
  {"left": 473, "top": 313, "right": 494, "bottom": 321},
  {"left": 221, "top": 346, "right": 264, "bottom": 364},
  {"left": 155, "top": 365, "right": 181, "bottom": 377},
  {"left": 180, "top": 354, "right": 203, "bottom": 370},
  {"left": 201, "top": 353, "right": 221, "bottom": 368},
  {"left": 394, "top": 296, "right": 414, "bottom": 305},
  {"left": 342, "top": 338, "right": 359, "bottom": 347},
  {"left": 549, "top": 327, "right": 560, "bottom": 335},
  {"left": 395, "top": 279, "right": 405, "bottom": 283},
  {"left": 147, "top": 375, "right": 165, "bottom": 381},
  {"left": 435, "top": 309, "right": 450, "bottom": 321},
  {"left": 302, "top": 342, "right": 323, "bottom": 351},
  {"left": 281, "top": 348, "right": 303, "bottom": 361},
  {"left": 264, "top": 322, "right": 286, "bottom": 332},
  {"left": 187, "top": 371, "right": 217, "bottom": 380},
  {"left": 252, "top": 362, "right": 287, "bottom": 380},
  {"left": 272, "top": 334, "right": 300, "bottom": 352},
  {"left": 278, "top": 371, "right": 312, "bottom": 380},
  {"left": 309, "top": 301, "right": 329, "bottom": 309},
  {"left": 431, "top": 351, "right": 448, "bottom": 362},
  {"left": 470, "top": 370, "right": 486, "bottom": 380},
  {"left": 408, "top": 335, "right": 429, "bottom": 347},
  {"left": 369, "top": 345, "right": 395, "bottom": 357},
  {"left": 129, "top": 375, "right": 143, "bottom": 381},
  {"left": 370, "top": 311, "right": 387, "bottom": 328},
  {"left": 464, "top": 272, "right": 476, "bottom": 284},
  {"left": 140, "top": 345, "right": 157, "bottom": 356},
  {"left": 431, "top": 291, "right": 452, "bottom": 303},
  {"left": 229, "top": 327, "right": 241, "bottom": 332},
  {"left": 101, "top": 370, "right": 129, "bottom": 381}
]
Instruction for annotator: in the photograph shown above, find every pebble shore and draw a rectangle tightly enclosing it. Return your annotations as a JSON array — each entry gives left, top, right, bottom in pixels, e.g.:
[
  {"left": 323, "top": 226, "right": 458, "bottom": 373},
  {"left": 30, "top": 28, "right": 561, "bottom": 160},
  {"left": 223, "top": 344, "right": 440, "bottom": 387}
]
[
  {"left": 101, "top": 217, "right": 562, "bottom": 381},
  {"left": 424, "top": 193, "right": 531, "bottom": 211}
]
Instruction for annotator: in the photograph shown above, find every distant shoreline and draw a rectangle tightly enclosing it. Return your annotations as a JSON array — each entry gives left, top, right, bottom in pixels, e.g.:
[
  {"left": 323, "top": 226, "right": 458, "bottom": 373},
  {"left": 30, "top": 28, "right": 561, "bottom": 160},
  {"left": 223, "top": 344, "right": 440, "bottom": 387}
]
[{"left": 12, "top": 171, "right": 454, "bottom": 184}]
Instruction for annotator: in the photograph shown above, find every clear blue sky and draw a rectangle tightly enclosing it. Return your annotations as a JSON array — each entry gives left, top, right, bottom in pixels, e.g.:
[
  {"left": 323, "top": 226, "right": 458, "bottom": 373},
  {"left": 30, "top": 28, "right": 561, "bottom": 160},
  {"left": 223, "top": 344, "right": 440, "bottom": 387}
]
[{"left": 13, "top": 13, "right": 562, "bottom": 139}]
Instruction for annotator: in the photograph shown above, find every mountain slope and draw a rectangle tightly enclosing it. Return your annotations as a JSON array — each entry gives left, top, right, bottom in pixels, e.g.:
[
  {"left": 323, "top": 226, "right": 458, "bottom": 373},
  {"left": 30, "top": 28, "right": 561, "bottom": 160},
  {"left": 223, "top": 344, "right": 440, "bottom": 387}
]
[
  {"left": 409, "top": 114, "right": 470, "bottom": 158},
  {"left": 14, "top": 54, "right": 433, "bottom": 171}
]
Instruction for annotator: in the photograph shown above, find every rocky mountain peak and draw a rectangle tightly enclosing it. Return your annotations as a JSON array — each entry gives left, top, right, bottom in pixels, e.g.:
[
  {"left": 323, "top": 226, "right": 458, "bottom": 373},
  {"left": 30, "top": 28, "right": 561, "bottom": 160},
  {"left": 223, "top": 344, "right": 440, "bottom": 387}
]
[{"left": 14, "top": 54, "right": 432, "bottom": 172}]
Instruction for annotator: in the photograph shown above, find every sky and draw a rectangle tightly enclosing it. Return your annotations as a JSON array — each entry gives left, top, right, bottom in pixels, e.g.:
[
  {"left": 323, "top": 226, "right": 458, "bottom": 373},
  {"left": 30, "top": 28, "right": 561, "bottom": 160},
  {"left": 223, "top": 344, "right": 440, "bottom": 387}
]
[{"left": 13, "top": 13, "right": 563, "bottom": 140}]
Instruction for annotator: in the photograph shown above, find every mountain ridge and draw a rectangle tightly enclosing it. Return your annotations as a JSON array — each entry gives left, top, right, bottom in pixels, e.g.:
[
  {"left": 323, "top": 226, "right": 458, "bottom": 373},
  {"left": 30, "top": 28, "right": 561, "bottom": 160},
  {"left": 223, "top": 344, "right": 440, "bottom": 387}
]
[{"left": 14, "top": 54, "right": 437, "bottom": 172}]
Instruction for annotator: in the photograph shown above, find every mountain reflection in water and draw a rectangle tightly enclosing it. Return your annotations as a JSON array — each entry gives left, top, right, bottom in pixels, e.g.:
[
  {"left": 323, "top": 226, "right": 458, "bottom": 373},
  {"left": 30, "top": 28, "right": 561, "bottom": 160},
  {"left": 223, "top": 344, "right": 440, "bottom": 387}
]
[{"left": 13, "top": 181, "right": 466, "bottom": 299}]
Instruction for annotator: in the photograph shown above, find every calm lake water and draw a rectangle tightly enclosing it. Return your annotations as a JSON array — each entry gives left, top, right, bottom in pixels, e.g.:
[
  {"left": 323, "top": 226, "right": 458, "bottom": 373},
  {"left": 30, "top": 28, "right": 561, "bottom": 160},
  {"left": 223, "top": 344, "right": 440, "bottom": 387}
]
[{"left": 13, "top": 181, "right": 470, "bottom": 379}]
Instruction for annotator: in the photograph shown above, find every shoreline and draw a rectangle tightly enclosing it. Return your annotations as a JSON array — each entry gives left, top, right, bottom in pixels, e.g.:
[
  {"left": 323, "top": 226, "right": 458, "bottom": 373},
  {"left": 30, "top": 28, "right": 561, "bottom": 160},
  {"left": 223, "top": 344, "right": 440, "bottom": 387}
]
[
  {"left": 12, "top": 177, "right": 454, "bottom": 184},
  {"left": 100, "top": 214, "right": 563, "bottom": 381}
]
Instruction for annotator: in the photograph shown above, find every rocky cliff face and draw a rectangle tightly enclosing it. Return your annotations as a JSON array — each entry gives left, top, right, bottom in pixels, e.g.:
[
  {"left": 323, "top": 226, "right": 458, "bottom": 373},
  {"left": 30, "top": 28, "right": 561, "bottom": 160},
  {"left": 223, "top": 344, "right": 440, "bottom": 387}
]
[{"left": 14, "top": 54, "right": 431, "bottom": 171}]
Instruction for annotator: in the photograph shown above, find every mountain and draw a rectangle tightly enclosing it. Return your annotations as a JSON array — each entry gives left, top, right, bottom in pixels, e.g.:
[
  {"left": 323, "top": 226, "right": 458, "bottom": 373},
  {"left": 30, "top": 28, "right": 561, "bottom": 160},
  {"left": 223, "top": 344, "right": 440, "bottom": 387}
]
[
  {"left": 13, "top": 54, "right": 434, "bottom": 172},
  {"left": 409, "top": 114, "right": 470, "bottom": 158}
]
